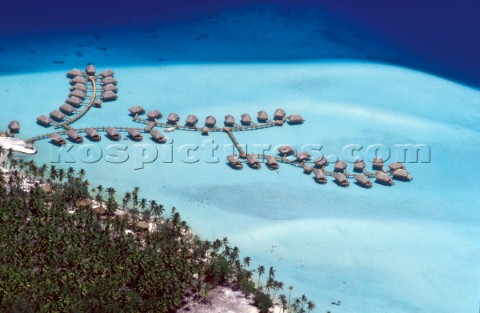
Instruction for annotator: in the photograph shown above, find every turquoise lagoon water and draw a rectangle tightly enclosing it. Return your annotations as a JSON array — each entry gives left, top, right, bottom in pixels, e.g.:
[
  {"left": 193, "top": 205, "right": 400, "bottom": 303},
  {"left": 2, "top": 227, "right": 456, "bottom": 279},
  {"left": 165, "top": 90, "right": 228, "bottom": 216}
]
[
  {"left": 1, "top": 62, "right": 479, "bottom": 313},
  {"left": 1, "top": 8, "right": 479, "bottom": 313}
]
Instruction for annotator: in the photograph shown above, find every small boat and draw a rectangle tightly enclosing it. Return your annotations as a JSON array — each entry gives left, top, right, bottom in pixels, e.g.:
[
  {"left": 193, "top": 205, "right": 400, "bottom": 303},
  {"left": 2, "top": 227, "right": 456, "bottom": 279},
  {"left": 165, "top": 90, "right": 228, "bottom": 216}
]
[{"left": 165, "top": 127, "right": 175, "bottom": 132}]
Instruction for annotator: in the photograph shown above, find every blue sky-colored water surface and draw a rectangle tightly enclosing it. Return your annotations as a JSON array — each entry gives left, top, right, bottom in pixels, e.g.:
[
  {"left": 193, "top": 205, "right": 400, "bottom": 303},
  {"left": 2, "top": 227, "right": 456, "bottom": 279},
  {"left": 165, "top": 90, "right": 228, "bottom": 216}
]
[{"left": 1, "top": 3, "right": 479, "bottom": 313}]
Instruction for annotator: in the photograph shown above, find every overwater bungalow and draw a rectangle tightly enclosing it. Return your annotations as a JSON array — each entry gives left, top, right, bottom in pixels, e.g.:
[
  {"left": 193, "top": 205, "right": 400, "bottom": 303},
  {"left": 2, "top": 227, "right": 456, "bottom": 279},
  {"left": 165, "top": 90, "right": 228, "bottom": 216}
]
[
  {"left": 333, "top": 172, "right": 349, "bottom": 187},
  {"left": 257, "top": 110, "right": 268, "bottom": 122},
  {"left": 185, "top": 114, "right": 198, "bottom": 126},
  {"left": 71, "top": 83, "right": 87, "bottom": 92},
  {"left": 101, "top": 91, "right": 117, "bottom": 101},
  {"left": 372, "top": 157, "right": 385, "bottom": 169},
  {"left": 37, "top": 115, "right": 53, "bottom": 126},
  {"left": 205, "top": 116, "right": 217, "bottom": 127},
  {"left": 303, "top": 165, "right": 313, "bottom": 174},
  {"left": 67, "top": 69, "right": 83, "bottom": 77},
  {"left": 128, "top": 105, "right": 145, "bottom": 115},
  {"left": 201, "top": 127, "right": 209, "bottom": 135},
  {"left": 375, "top": 171, "right": 394, "bottom": 185},
  {"left": 287, "top": 114, "right": 305, "bottom": 124},
  {"left": 49, "top": 133, "right": 66, "bottom": 145},
  {"left": 355, "top": 174, "right": 372, "bottom": 188},
  {"left": 241, "top": 113, "right": 252, "bottom": 125},
  {"left": 167, "top": 112, "right": 180, "bottom": 124},
  {"left": 277, "top": 145, "right": 294, "bottom": 155},
  {"left": 66, "top": 130, "right": 83, "bottom": 143},
  {"left": 146, "top": 110, "right": 161, "bottom": 120},
  {"left": 224, "top": 115, "right": 235, "bottom": 126},
  {"left": 313, "top": 156, "right": 329, "bottom": 168},
  {"left": 392, "top": 169, "right": 412, "bottom": 181},
  {"left": 388, "top": 162, "right": 405, "bottom": 171},
  {"left": 150, "top": 129, "right": 166, "bottom": 143},
  {"left": 85, "top": 64, "right": 96, "bottom": 76},
  {"left": 50, "top": 110, "right": 66, "bottom": 121},
  {"left": 66, "top": 96, "right": 83, "bottom": 106},
  {"left": 334, "top": 160, "right": 347, "bottom": 171},
  {"left": 247, "top": 154, "right": 261, "bottom": 169},
  {"left": 93, "top": 99, "right": 103, "bottom": 107},
  {"left": 71, "top": 76, "right": 87, "bottom": 84},
  {"left": 105, "top": 127, "right": 121, "bottom": 140},
  {"left": 70, "top": 89, "right": 86, "bottom": 99},
  {"left": 85, "top": 128, "right": 101, "bottom": 141},
  {"left": 8, "top": 120, "right": 20, "bottom": 132},
  {"left": 100, "top": 69, "right": 114, "bottom": 77},
  {"left": 60, "top": 103, "right": 76, "bottom": 114},
  {"left": 313, "top": 168, "right": 327, "bottom": 184},
  {"left": 265, "top": 155, "right": 279, "bottom": 169},
  {"left": 274, "top": 108, "right": 286, "bottom": 120},
  {"left": 127, "top": 128, "right": 143, "bottom": 141},
  {"left": 354, "top": 159, "right": 366, "bottom": 171},
  {"left": 101, "top": 77, "right": 117, "bottom": 85},
  {"left": 102, "top": 84, "right": 118, "bottom": 92},
  {"left": 296, "top": 151, "right": 312, "bottom": 162},
  {"left": 227, "top": 155, "right": 243, "bottom": 169}
]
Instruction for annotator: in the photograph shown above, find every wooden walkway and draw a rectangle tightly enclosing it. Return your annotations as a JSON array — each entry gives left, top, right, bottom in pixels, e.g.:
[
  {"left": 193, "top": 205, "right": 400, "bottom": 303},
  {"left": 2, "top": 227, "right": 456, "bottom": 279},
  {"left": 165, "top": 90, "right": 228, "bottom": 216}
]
[
  {"left": 224, "top": 128, "right": 246, "bottom": 157},
  {"left": 57, "top": 76, "right": 97, "bottom": 129},
  {"left": 133, "top": 116, "right": 280, "bottom": 133}
]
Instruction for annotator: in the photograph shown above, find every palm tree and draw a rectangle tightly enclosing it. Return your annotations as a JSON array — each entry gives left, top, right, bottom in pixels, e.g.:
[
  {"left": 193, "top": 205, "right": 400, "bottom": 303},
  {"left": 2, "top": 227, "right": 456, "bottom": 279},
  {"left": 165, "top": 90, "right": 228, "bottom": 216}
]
[
  {"left": 307, "top": 300, "right": 315, "bottom": 312},
  {"left": 257, "top": 265, "right": 265, "bottom": 286},
  {"left": 243, "top": 256, "right": 251, "bottom": 268},
  {"left": 288, "top": 285, "right": 294, "bottom": 308}
]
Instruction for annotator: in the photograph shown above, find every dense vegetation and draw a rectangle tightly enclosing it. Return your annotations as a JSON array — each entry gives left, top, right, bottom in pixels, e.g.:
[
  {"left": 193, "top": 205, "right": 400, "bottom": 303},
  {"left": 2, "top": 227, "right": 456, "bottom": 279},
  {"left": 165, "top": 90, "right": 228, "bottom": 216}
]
[{"left": 0, "top": 148, "right": 316, "bottom": 312}]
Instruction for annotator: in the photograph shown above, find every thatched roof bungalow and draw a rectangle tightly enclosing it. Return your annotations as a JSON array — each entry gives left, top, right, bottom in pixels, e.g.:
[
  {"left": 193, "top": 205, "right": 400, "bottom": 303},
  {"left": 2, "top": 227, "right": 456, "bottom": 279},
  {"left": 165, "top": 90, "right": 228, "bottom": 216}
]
[
  {"left": 388, "top": 162, "right": 405, "bottom": 171},
  {"left": 246, "top": 154, "right": 261, "bottom": 169},
  {"left": 241, "top": 113, "right": 252, "bottom": 125},
  {"left": 392, "top": 169, "right": 412, "bottom": 181},
  {"left": 8, "top": 120, "right": 20, "bottom": 132},
  {"left": 287, "top": 114, "right": 305, "bottom": 124},
  {"left": 128, "top": 105, "right": 145, "bottom": 115},
  {"left": 93, "top": 99, "right": 103, "bottom": 107},
  {"left": 167, "top": 112, "right": 180, "bottom": 124},
  {"left": 313, "top": 156, "right": 329, "bottom": 168},
  {"left": 71, "top": 76, "right": 87, "bottom": 84},
  {"left": 101, "top": 77, "right": 117, "bottom": 85},
  {"left": 60, "top": 103, "right": 76, "bottom": 114},
  {"left": 274, "top": 108, "right": 286, "bottom": 120},
  {"left": 70, "top": 83, "right": 87, "bottom": 92},
  {"left": 185, "top": 114, "right": 198, "bottom": 126},
  {"left": 296, "top": 151, "right": 312, "bottom": 162},
  {"left": 66, "top": 96, "right": 83, "bottom": 106},
  {"left": 224, "top": 115, "right": 235, "bottom": 126},
  {"left": 37, "top": 115, "right": 53, "bottom": 126},
  {"left": 354, "top": 159, "right": 366, "bottom": 171},
  {"left": 49, "top": 133, "right": 66, "bottom": 145},
  {"left": 372, "top": 157, "right": 384, "bottom": 169},
  {"left": 313, "top": 168, "right": 327, "bottom": 184},
  {"left": 127, "top": 128, "right": 143, "bottom": 141},
  {"left": 257, "top": 110, "right": 268, "bottom": 122},
  {"left": 147, "top": 110, "right": 162, "bottom": 120},
  {"left": 85, "top": 64, "right": 96, "bottom": 76},
  {"left": 205, "top": 116, "right": 216, "bottom": 127},
  {"left": 101, "top": 91, "right": 117, "bottom": 101},
  {"left": 66, "top": 130, "right": 83, "bottom": 143},
  {"left": 201, "top": 127, "right": 209, "bottom": 135},
  {"left": 105, "top": 127, "right": 121, "bottom": 140},
  {"left": 102, "top": 84, "right": 118, "bottom": 92},
  {"left": 100, "top": 69, "right": 114, "bottom": 77},
  {"left": 277, "top": 145, "right": 294, "bottom": 155},
  {"left": 265, "top": 155, "right": 279, "bottom": 169},
  {"left": 85, "top": 128, "right": 101, "bottom": 141},
  {"left": 334, "top": 160, "right": 347, "bottom": 171},
  {"left": 375, "top": 171, "right": 394, "bottom": 185},
  {"left": 50, "top": 110, "right": 66, "bottom": 121},
  {"left": 355, "top": 174, "right": 372, "bottom": 188},
  {"left": 333, "top": 172, "right": 349, "bottom": 187},
  {"left": 67, "top": 69, "right": 83, "bottom": 77},
  {"left": 227, "top": 155, "right": 243, "bottom": 169},
  {"left": 150, "top": 129, "right": 166, "bottom": 143},
  {"left": 70, "top": 89, "right": 86, "bottom": 99},
  {"left": 303, "top": 165, "right": 313, "bottom": 174}
]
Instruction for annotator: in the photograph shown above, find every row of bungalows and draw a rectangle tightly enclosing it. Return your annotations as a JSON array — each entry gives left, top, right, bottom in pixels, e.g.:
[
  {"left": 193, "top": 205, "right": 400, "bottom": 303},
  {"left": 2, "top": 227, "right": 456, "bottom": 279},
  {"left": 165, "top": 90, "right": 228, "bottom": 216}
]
[
  {"left": 70, "top": 82, "right": 87, "bottom": 92},
  {"left": 47, "top": 128, "right": 166, "bottom": 144}
]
